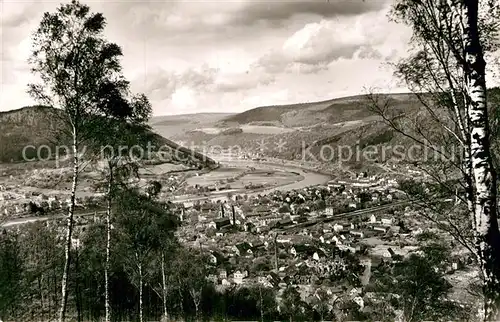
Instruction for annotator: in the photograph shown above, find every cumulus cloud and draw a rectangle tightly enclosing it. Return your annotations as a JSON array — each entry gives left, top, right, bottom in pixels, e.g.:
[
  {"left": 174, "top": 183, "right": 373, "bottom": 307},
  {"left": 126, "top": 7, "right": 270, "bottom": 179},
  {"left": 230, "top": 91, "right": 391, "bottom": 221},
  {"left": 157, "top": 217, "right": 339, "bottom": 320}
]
[
  {"left": 214, "top": 72, "right": 275, "bottom": 93},
  {"left": 134, "top": 65, "right": 215, "bottom": 101},
  {"left": 231, "top": 0, "right": 390, "bottom": 27},
  {"left": 0, "top": 0, "right": 411, "bottom": 115},
  {"left": 99, "top": 0, "right": 392, "bottom": 47},
  {"left": 254, "top": 7, "right": 409, "bottom": 75},
  {"left": 132, "top": 61, "right": 277, "bottom": 114}
]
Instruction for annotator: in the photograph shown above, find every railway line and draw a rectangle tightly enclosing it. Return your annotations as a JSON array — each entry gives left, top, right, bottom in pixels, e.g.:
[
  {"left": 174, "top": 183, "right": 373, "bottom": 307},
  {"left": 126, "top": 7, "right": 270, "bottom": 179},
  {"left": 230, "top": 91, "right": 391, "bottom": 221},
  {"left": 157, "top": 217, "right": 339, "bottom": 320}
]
[{"left": 276, "top": 200, "right": 410, "bottom": 233}]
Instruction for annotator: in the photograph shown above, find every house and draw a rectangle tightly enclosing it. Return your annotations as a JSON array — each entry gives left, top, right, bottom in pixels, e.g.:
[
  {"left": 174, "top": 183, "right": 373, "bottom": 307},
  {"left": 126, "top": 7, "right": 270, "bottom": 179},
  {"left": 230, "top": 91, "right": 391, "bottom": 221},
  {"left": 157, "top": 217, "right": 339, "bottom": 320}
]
[
  {"left": 290, "top": 214, "right": 301, "bottom": 223},
  {"left": 333, "top": 224, "right": 344, "bottom": 232},
  {"left": 259, "top": 215, "right": 280, "bottom": 226},
  {"left": 207, "top": 251, "right": 224, "bottom": 265},
  {"left": 291, "top": 244, "right": 324, "bottom": 260},
  {"left": 369, "top": 214, "right": 377, "bottom": 223},
  {"left": 277, "top": 218, "right": 293, "bottom": 227},
  {"left": 244, "top": 222, "right": 255, "bottom": 232},
  {"left": 350, "top": 230, "right": 364, "bottom": 238},
  {"left": 219, "top": 269, "right": 228, "bottom": 279},
  {"left": 256, "top": 226, "right": 270, "bottom": 233},
  {"left": 71, "top": 238, "right": 80, "bottom": 249},
  {"left": 381, "top": 217, "right": 393, "bottom": 226},
  {"left": 233, "top": 270, "right": 248, "bottom": 284},
  {"left": 390, "top": 226, "right": 401, "bottom": 233},
  {"left": 370, "top": 245, "right": 418, "bottom": 258},
  {"left": 277, "top": 236, "right": 292, "bottom": 244},
  {"left": 208, "top": 218, "right": 231, "bottom": 230},
  {"left": 251, "top": 242, "right": 265, "bottom": 253},
  {"left": 233, "top": 242, "right": 253, "bottom": 256},
  {"left": 201, "top": 203, "right": 213, "bottom": 213},
  {"left": 266, "top": 272, "right": 280, "bottom": 287},
  {"left": 373, "top": 226, "right": 389, "bottom": 233},
  {"left": 337, "top": 244, "right": 357, "bottom": 253},
  {"left": 253, "top": 205, "right": 271, "bottom": 216}
]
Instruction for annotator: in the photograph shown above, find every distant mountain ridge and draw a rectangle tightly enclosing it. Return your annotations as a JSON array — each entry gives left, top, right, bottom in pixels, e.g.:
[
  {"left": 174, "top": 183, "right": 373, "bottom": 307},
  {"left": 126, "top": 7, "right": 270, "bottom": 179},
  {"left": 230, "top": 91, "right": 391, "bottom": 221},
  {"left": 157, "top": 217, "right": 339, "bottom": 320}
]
[
  {"left": 153, "top": 90, "right": 499, "bottom": 172},
  {"left": 220, "top": 92, "right": 421, "bottom": 128}
]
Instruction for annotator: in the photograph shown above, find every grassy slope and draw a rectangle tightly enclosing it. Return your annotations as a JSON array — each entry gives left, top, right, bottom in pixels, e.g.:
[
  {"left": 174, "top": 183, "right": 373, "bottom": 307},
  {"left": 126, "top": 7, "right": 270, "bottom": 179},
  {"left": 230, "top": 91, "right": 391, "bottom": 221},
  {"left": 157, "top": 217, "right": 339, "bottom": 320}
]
[
  {"left": 0, "top": 106, "right": 216, "bottom": 168},
  {"left": 164, "top": 91, "right": 500, "bottom": 172},
  {"left": 221, "top": 93, "right": 421, "bottom": 127},
  {"left": 165, "top": 93, "right": 423, "bottom": 160}
]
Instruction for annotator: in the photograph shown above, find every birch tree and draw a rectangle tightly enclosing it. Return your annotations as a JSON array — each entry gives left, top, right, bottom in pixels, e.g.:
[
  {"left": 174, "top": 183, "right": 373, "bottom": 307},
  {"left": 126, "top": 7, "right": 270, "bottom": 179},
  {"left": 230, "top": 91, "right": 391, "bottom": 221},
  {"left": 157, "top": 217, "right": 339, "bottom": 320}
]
[
  {"left": 144, "top": 180, "right": 178, "bottom": 322},
  {"left": 114, "top": 188, "right": 177, "bottom": 322},
  {"left": 171, "top": 250, "right": 208, "bottom": 320},
  {"left": 461, "top": 1, "right": 500, "bottom": 318},
  {"left": 93, "top": 97, "right": 152, "bottom": 322},
  {"left": 28, "top": 1, "right": 135, "bottom": 320},
  {"left": 367, "top": 0, "right": 500, "bottom": 319},
  {"left": 0, "top": 230, "right": 24, "bottom": 320}
]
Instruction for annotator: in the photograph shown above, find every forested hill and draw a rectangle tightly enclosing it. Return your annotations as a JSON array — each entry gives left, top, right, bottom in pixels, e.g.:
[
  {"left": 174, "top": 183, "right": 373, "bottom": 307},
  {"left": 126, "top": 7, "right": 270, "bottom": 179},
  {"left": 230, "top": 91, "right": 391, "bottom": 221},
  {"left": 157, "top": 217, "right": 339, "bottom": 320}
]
[{"left": 0, "top": 105, "right": 216, "bottom": 168}]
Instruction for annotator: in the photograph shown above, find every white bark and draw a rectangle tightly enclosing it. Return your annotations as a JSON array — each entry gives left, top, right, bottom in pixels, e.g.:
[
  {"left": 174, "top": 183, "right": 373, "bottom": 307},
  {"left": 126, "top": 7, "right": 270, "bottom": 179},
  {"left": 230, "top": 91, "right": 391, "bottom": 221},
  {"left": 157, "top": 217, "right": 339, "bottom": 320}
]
[
  {"left": 161, "top": 253, "right": 168, "bottom": 321},
  {"left": 105, "top": 165, "right": 113, "bottom": 322},
  {"left": 138, "top": 260, "right": 143, "bottom": 322},
  {"left": 189, "top": 288, "right": 201, "bottom": 320},
  {"left": 58, "top": 129, "right": 78, "bottom": 322},
  {"left": 462, "top": 0, "right": 500, "bottom": 319},
  {"left": 274, "top": 233, "right": 278, "bottom": 272},
  {"left": 259, "top": 285, "right": 264, "bottom": 322}
]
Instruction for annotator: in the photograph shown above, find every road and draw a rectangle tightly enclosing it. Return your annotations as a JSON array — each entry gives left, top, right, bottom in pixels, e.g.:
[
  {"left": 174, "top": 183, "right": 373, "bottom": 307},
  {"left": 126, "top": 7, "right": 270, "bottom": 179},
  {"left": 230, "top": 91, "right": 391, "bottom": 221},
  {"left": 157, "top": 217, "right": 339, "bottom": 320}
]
[{"left": 2, "top": 159, "right": 331, "bottom": 228}]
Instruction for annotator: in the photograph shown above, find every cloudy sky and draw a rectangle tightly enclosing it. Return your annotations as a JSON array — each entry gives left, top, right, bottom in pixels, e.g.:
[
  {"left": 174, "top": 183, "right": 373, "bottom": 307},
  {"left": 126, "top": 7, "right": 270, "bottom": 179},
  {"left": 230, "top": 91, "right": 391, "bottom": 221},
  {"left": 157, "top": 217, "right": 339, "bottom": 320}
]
[{"left": 1, "top": 0, "right": 414, "bottom": 116}]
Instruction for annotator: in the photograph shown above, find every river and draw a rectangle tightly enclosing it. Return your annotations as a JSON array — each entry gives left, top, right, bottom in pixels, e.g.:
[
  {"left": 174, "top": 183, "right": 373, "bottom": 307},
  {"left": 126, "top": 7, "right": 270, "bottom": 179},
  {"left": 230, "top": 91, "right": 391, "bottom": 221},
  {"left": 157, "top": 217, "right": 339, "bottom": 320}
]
[{"left": 2, "top": 159, "right": 331, "bottom": 227}]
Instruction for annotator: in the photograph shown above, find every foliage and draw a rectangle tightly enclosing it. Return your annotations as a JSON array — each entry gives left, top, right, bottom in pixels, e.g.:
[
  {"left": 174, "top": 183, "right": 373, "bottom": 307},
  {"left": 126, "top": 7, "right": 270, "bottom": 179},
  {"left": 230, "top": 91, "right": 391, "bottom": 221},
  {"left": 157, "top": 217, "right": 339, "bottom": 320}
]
[
  {"left": 281, "top": 285, "right": 309, "bottom": 321},
  {"left": 0, "top": 230, "right": 24, "bottom": 320},
  {"left": 375, "top": 250, "right": 468, "bottom": 321},
  {"left": 397, "top": 178, "right": 426, "bottom": 198}
]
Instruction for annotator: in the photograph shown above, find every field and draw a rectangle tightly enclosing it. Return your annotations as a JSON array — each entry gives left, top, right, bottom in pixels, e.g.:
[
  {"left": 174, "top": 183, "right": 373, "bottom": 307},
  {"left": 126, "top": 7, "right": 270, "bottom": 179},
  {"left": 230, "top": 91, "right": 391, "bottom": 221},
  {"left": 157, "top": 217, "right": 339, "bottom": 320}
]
[
  {"left": 186, "top": 167, "right": 245, "bottom": 186},
  {"left": 139, "top": 162, "right": 191, "bottom": 175},
  {"left": 185, "top": 166, "right": 303, "bottom": 190},
  {"left": 193, "top": 125, "right": 296, "bottom": 135}
]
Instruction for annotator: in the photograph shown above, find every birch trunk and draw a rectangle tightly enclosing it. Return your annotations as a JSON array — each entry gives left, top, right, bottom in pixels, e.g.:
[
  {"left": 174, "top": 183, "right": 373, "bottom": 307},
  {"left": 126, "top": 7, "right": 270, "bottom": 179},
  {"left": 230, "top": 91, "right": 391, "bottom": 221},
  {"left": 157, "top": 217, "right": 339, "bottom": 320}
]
[
  {"left": 462, "top": 0, "right": 500, "bottom": 319},
  {"left": 58, "top": 129, "right": 79, "bottom": 322},
  {"left": 161, "top": 253, "right": 168, "bottom": 321},
  {"left": 274, "top": 233, "right": 278, "bottom": 272},
  {"left": 189, "top": 288, "right": 201, "bottom": 321},
  {"left": 75, "top": 248, "right": 82, "bottom": 322},
  {"left": 105, "top": 165, "right": 113, "bottom": 322},
  {"left": 259, "top": 285, "right": 264, "bottom": 322},
  {"left": 139, "top": 261, "right": 143, "bottom": 322}
]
